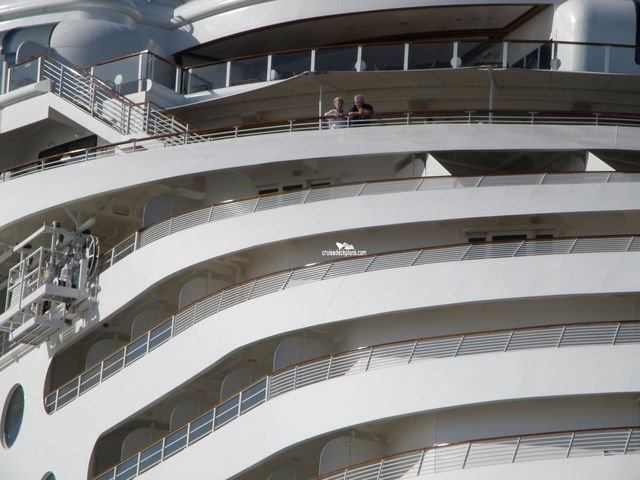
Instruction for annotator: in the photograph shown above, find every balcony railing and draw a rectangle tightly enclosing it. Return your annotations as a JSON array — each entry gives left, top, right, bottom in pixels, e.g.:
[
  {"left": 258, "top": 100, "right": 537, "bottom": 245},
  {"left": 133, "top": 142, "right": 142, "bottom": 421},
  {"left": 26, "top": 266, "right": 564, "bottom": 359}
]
[
  {"left": 2, "top": 109, "right": 640, "bottom": 186},
  {"left": 4, "top": 56, "right": 189, "bottom": 139},
  {"left": 317, "top": 426, "right": 640, "bottom": 480},
  {"left": 101, "top": 171, "right": 640, "bottom": 272},
  {"left": 47, "top": 234, "right": 640, "bottom": 415},
  {"left": 91, "top": 321, "right": 640, "bottom": 480}
]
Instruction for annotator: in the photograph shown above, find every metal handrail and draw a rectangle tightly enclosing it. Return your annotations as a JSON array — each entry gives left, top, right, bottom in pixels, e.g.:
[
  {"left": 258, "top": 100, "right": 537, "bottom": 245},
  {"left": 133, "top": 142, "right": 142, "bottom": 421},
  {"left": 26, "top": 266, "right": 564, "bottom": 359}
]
[
  {"left": 90, "top": 321, "right": 640, "bottom": 480},
  {"left": 100, "top": 171, "right": 640, "bottom": 271},
  {"left": 47, "top": 233, "right": 640, "bottom": 414},
  {"left": 5, "top": 56, "right": 188, "bottom": 139},
  {"left": 2, "top": 109, "right": 639, "bottom": 185},
  {"left": 316, "top": 426, "right": 640, "bottom": 480}
]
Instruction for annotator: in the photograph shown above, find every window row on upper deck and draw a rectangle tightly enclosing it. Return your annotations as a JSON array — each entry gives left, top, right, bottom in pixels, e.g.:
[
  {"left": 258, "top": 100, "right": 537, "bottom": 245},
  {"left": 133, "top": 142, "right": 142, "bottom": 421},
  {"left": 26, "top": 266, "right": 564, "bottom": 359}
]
[{"left": 5, "top": 39, "right": 639, "bottom": 97}]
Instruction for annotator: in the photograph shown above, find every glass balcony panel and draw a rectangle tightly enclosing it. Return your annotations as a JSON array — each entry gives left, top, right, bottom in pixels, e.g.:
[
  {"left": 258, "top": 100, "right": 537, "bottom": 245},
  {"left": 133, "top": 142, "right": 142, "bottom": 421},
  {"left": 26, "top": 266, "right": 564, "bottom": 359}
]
[
  {"left": 214, "top": 395, "right": 240, "bottom": 429},
  {"left": 229, "top": 56, "right": 268, "bottom": 86},
  {"left": 314, "top": 47, "right": 358, "bottom": 73},
  {"left": 95, "top": 470, "right": 115, "bottom": 480},
  {"left": 93, "top": 55, "right": 140, "bottom": 95},
  {"left": 458, "top": 42, "right": 503, "bottom": 68},
  {"left": 114, "top": 456, "right": 138, "bottom": 480},
  {"left": 360, "top": 44, "right": 405, "bottom": 71},
  {"left": 270, "top": 51, "right": 312, "bottom": 79},
  {"left": 9, "top": 61, "right": 38, "bottom": 91},
  {"left": 408, "top": 42, "right": 453, "bottom": 69},
  {"left": 124, "top": 335, "right": 148, "bottom": 366},
  {"left": 149, "top": 319, "right": 172, "bottom": 350},
  {"left": 102, "top": 350, "right": 125, "bottom": 379},
  {"left": 188, "top": 411, "right": 214, "bottom": 444},
  {"left": 79, "top": 364, "right": 102, "bottom": 394},
  {"left": 239, "top": 378, "right": 267, "bottom": 413},
  {"left": 184, "top": 63, "right": 226, "bottom": 93},
  {"left": 163, "top": 425, "right": 188, "bottom": 458},
  {"left": 147, "top": 55, "right": 176, "bottom": 90},
  {"left": 508, "top": 42, "right": 551, "bottom": 69},
  {"left": 139, "top": 440, "right": 163, "bottom": 473}
]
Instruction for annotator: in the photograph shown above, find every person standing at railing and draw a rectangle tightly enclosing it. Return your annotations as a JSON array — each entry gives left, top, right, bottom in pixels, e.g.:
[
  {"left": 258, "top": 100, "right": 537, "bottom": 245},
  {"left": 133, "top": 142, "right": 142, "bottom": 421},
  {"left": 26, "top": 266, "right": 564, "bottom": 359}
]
[
  {"left": 324, "top": 96, "right": 346, "bottom": 129},
  {"left": 347, "top": 94, "right": 374, "bottom": 126}
]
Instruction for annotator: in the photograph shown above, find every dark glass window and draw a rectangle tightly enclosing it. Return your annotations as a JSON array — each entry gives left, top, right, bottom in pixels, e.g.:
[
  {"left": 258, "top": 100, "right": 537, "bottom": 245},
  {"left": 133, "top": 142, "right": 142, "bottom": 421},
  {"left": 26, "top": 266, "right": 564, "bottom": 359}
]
[{"left": 2, "top": 385, "right": 24, "bottom": 448}]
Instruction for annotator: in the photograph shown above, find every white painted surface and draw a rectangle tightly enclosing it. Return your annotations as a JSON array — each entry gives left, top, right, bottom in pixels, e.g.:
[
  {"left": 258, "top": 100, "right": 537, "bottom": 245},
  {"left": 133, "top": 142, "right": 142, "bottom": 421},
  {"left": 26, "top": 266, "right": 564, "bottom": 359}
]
[
  {"left": 1, "top": 123, "right": 638, "bottom": 229},
  {"left": 1, "top": 252, "right": 640, "bottom": 478},
  {"left": 96, "top": 181, "right": 640, "bottom": 321}
]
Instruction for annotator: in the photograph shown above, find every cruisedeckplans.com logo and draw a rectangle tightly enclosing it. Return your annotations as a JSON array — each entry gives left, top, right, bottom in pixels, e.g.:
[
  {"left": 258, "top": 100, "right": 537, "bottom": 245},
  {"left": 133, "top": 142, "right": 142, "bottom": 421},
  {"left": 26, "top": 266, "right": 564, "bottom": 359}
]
[{"left": 322, "top": 242, "right": 367, "bottom": 256}]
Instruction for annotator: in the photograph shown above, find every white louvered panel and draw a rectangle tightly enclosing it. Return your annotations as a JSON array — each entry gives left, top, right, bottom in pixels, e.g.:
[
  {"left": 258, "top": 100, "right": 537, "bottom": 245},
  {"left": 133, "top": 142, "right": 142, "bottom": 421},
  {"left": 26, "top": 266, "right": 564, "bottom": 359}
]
[{"left": 366, "top": 251, "right": 420, "bottom": 272}]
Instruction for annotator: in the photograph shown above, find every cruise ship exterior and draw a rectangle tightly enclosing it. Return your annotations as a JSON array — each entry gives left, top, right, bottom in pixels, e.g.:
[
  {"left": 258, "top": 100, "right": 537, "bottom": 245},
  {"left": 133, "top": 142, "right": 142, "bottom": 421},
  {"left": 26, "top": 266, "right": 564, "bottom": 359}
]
[{"left": 1, "top": 0, "right": 640, "bottom": 478}]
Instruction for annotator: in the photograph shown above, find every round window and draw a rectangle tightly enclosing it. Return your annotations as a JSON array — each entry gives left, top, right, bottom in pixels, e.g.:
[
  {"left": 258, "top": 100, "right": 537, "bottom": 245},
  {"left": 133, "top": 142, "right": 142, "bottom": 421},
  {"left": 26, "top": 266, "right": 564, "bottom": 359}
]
[{"left": 2, "top": 385, "right": 24, "bottom": 448}]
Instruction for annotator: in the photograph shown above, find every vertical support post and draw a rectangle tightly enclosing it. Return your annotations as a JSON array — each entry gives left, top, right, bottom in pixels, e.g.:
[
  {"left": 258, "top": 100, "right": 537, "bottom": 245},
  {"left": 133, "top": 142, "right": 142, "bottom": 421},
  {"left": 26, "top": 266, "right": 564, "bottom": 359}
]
[
  {"left": 502, "top": 41, "right": 509, "bottom": 68},
  {"left": 318, "top": 83, "right": 323, "bottom": 130},
  {"left": 356, "top": 45, "right": 363, "bottom": 72},
  {"left": 1, "top": 59, "right": 8, "bottom": 93},
  {"left": 36, "top": 57, "right": 42, "bottom": 81},
  {"left": 138, "top": 53, "right": 145, "bottom": 93},
  {"left": 174, "top": 65, "right": 181, "bottom": 93},
  {"left": 488, "top": 66, "right": 494, "bottom": 124},
  {"left": 225, "top": 61, "right": 231, "bottom": 88},
  {"left": 403, "top": 43, "right": 410, "bottom": 71},
  {"left": 310, "top": 49, "right": 316, "bottom": 72},
  {"left": 604, "top": 45, "right": 611, "bottom": 73},
  {"left": 452, "top": 41, "right": 459, "bottom": 68},
  {"left": 266, "top": 54, "right": 273, "bottom": 81}
]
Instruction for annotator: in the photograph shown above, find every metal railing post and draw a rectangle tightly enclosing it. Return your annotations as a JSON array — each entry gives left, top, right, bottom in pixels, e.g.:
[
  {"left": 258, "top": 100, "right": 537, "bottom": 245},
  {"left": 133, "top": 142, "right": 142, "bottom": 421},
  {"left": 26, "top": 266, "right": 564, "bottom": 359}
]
[
  {"left": 502, "top": 42, "right": 509, "bottom": 68},
  {"left": 365, "top": 346, "right": 374, "bottom": 371},
  {"left": 623, "top": 429, "right": 633, "bottom": 454},
  {"left": 511, "top": 437, "right": 521, "bottom": 462},
  {"left": 36, "top": 57, "right": 43, "bottom": 81},
  {"left": 461, "top": 442, "right": 472, "bottom": 468},
  {"left": 407, "top": 339, "right": 419, "bottom": 363},
  {"left": 403, "top": 43, "right": 410, "bottom": 70},
  {"left": 566, "top": 432, "right": 575, "bottom": 457}
]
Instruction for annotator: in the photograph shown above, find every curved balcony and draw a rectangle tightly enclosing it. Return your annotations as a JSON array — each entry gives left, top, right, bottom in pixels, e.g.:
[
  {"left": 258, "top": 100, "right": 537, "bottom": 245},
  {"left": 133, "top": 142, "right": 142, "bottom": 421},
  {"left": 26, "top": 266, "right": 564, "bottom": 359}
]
[
  {"left": 44, "top": 234, "right": 640, "bottom": 414},
  {"left": 316, "top": 426, "right": 640, "bottom": 480},
  {"left": 47, "top": 234, "right": 640, "bottom": 413},
  {"left": 100, "top": 171, "right": 640, "bottom": 271},
  {"left": 1, "top": 110, "right": 639, "bottom": 186},
  {"left": 91, "top": 321, "right": 640, "bottom": 480}
]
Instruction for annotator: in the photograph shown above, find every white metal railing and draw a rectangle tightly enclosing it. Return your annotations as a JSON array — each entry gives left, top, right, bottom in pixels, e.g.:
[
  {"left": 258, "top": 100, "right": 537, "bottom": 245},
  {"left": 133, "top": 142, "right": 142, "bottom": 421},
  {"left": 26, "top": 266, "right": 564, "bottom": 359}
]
[
  {"left": 317, "top": 426, "right": 640, "bottom": 480},
  {"left": 5, "top": 56, "right": 188, "bottom": 139},
  {"left": 2, "top": 109, "right": 640, "bottom": 184},
  {"left": 47, "top": 231, "right": 640, "bottom": 414},
  {"left": 100, "top": 171, "right": 640, "bottom": 271},
  {"left": 90, "top": 321, "right": 640, "bottom": 480}
]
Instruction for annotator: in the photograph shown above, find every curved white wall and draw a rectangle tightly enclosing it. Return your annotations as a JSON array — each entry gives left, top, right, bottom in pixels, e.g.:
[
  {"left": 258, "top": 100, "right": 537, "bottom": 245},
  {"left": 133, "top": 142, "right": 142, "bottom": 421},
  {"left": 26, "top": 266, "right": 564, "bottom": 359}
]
[
  {"left": 1, "top": 123, "right": 638, "bottom": 229},
  {"left": 1, "top": 251, "right": 640, "bottom": 479},
  {"left": 96, "top": 180, "right": 640, "bottom": 321},
  {"left": 136, "top": 345, "right": 640, "bottom": 479},
  {"left": 170, "top": 0, "right": 558, "bottom": 52}
]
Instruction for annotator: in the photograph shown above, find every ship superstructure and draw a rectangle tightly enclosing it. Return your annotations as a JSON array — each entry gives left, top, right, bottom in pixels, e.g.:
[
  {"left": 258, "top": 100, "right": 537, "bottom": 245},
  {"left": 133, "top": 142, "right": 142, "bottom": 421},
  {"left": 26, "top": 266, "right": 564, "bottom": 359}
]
[{"left": 0, "top": 1, "right": 640, "bottom": 479}]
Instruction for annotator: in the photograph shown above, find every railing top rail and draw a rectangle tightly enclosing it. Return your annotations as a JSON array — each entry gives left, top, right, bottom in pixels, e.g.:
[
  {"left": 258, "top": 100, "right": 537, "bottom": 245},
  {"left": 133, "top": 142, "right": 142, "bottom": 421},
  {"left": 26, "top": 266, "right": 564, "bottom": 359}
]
[
  {"left": 122, "top": 168, "right": 621, "bottom": 243},
  {"left": 3, "top": 109, "right": 640, "bottom": 182},
  {"left": 90, "top": 315, "right": 640, "bottom": 479},
  {"left": 314, "top": 425, "right": 640, "bottom": 479},
  {"left": 48, "top": 317, "right": 639, "bottom": 402}
]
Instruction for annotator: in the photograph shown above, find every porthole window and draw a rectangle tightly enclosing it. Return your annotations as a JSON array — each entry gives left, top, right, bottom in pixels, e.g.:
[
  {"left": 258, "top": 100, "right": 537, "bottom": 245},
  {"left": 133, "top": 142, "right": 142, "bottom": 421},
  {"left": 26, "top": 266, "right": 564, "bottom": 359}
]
[{"left": 2, "top": 385, "right": 24, "bottom": 448}]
